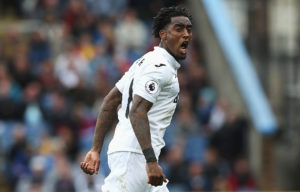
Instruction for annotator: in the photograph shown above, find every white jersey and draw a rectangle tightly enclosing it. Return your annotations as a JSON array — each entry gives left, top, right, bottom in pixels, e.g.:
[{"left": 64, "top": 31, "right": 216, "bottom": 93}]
[{"left": 107, "top": 46, "right": 180, "bottom": 157}]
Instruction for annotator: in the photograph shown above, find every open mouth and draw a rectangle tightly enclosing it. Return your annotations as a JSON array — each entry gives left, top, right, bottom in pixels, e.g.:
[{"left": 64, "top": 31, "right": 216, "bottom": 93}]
[{"left": 180, "top": 41, "right": 189, "bottom": 53}]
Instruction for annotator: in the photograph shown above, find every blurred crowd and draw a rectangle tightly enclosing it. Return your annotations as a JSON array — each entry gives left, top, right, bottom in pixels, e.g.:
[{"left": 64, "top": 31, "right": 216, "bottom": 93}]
[{"left": 0, "top": 0, "right": 256, "bottom": 191}]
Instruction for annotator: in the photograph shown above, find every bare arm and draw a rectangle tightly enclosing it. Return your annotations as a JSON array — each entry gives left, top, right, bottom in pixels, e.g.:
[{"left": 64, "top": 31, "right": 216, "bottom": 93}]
[
  {"left": 129, "top": 95, "right": 167, "bottom": 186},
  {"left": 81, "top": 87, "right": 122, "bottom": 175},
  {"left": 129, "top": 95, "right": 153, "bottom": 150},
  {"left": 92, "top": 87, "right": 122, "bottom": 152}
]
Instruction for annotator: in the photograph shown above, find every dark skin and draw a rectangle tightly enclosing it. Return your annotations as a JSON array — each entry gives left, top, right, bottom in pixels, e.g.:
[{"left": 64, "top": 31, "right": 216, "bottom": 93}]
[
  {"left": 130, "top": 16, "right": 192, "bottom": 186},
  {"left": 129, "top": 95, "right": 167, "bottom": 186},
  {"left": 160, "top": 16, "right": 193, "bottom": 61},
  {"left": 80, "top": 87, "right": 121, "bottom": 175},
  {"left": 80, "top": 16, "right": 192, "bottom": 186}
]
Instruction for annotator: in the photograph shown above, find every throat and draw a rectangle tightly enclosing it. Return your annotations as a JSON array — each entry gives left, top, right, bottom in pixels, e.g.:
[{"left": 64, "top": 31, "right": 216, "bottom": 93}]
[{"left": 159, "top": 42, "right": 180, "bottom": 61}]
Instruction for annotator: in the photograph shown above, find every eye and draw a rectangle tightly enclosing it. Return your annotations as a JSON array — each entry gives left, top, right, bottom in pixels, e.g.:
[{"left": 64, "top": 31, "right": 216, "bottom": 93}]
[
  {"left": 176, "top": 27, "right": 182, "bottom": 32},
  {"left": 187, "top": 27, "right": 192, "bottom": 33}
]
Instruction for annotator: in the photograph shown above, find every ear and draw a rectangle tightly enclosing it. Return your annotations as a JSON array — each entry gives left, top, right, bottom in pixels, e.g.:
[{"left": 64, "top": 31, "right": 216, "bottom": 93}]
[{"left": 159, "top": 29, "right": 167, "bottom": 41}]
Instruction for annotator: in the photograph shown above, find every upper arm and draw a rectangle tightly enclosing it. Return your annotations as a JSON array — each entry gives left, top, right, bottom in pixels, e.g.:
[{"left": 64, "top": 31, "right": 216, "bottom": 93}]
[
  {"left": 129, "top": 95, "right": 153, "bottom": 116},
  {"left": 104, "top": 87, "right": 122, "bottom": 106}
]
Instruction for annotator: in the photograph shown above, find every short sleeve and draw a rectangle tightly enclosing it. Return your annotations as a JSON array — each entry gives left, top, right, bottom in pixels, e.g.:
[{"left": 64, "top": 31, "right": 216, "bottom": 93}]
[
  {"left": 115, "top": 65, "right": 135, "bottom": 93},
  {"left": 133, "top": 64, "right": 171, "bottom": 103},
  {"left": 115, "top": 74, "right": 127, "bottom": 93}
]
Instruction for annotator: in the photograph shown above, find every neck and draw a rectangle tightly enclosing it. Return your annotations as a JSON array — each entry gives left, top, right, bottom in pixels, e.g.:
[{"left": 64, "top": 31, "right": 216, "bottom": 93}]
[{"left": 159, "top": 42, "right": 179, "bottom": 61}]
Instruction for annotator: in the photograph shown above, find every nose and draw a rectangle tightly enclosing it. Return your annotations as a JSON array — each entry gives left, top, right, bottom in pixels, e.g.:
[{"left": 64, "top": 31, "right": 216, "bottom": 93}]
[{"left": 183, "top": 28, "right": 191, "bottom": 39}]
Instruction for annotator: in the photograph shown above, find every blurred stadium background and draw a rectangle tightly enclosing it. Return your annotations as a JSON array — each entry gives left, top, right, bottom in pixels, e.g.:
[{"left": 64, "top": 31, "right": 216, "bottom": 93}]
[{"left": 0, "top": 0, "right": 298, "bottom": 191}]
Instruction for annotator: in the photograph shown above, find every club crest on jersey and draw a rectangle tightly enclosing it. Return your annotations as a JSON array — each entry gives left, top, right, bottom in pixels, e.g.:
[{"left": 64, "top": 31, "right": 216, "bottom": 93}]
[{"left": 145, "top": 80, "right": 158, "bottom": 94}]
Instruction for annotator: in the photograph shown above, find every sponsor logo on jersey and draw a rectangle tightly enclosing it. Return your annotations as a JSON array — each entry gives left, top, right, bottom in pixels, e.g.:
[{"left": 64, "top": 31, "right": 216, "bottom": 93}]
[
  {"left": 155, "top": 63, "right": 166, "bottom": 67},
  {"left": 145, "top": 80, "right": 159, "bottom": 94}
]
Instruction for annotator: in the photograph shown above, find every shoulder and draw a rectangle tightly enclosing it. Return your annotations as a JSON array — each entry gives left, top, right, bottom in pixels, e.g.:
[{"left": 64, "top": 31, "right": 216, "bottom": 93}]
[
  {"left": 143, "top": 63, "right": 173, "bottom": 85},
  {"left": 144, "top": 49, "right": 165, "bottom": 64},
  {"left": 133, "top": 50, "right": 174, "bottom": 83},
  {"left": 143, "top": 51, "right": 173, "bottom": 74}
]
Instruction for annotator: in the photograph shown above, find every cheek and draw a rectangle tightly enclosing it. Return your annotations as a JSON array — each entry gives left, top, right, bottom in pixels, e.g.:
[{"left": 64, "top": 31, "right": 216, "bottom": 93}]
[
  {"left": 169, "top": 41, "right": 178, "bottom": 52},
  {"left": 167, "top": 37, "right": 179, "bottom": 48},
  {"left": 166, "top": 33, "right": 181, "bottom": 51}
]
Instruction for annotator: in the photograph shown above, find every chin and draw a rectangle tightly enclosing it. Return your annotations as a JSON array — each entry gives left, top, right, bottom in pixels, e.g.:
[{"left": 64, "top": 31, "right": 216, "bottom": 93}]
[{"left": 176, "top": 54, "right": 186, "bottom": 60}]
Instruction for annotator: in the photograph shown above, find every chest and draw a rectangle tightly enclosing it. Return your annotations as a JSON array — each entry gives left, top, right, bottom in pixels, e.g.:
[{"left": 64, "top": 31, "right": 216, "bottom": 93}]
[{"left": 162, "top": 72, "right": 180, "bottom": 97}]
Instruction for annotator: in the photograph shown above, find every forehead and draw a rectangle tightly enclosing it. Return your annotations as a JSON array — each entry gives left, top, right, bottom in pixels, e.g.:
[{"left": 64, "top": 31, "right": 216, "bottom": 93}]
[{"left": 170, "top": 16, "right": 191, "bottom": 26}]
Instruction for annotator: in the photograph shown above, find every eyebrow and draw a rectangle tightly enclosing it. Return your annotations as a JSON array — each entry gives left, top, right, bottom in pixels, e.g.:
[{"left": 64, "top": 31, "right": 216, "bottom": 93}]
[{"left": 174, "top": 23, "right": 193, "bottom": 28}]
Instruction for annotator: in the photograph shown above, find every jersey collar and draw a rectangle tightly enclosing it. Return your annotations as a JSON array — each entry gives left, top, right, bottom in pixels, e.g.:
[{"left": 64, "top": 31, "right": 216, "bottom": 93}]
[{"left": 154, "top": 46, "right": 181, "bottom": 70}]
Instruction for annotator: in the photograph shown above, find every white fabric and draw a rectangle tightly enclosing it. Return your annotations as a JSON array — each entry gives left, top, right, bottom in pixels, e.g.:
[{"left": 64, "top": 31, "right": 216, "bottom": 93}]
[
  {"left": 102, "top": 152, "right": 169, "bottom": 192},
  {"left": 107, "top": 46, "right": 180, "bottom": 156}
]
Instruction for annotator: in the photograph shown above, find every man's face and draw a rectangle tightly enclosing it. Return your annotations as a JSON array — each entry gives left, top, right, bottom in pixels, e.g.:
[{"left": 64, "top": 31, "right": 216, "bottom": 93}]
[{"left": 161, "top": 16, "right": 192, "bottom": 60}]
